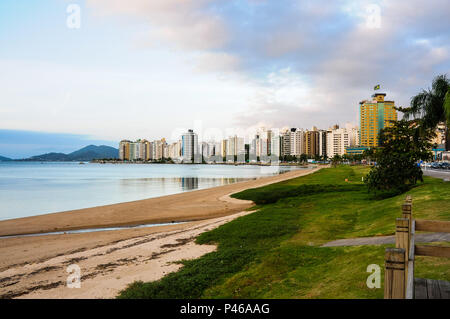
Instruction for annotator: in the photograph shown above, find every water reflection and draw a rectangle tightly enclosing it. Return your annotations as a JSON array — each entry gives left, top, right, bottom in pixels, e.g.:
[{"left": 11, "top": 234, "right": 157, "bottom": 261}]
[
  {"left": 181, "top": 177, "right": 198, "bottom": 190},
  {"left": 0, "top": 162, "right": 303, "bottom": 220},
  {"left": 119, "top": 177, "right": 254, "bottom": 192}
]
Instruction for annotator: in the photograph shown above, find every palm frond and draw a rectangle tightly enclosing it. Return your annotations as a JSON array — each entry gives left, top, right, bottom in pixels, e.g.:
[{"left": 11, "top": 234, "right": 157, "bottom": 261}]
[{"left": 444, "top": 89, "right": 450, "bottom": 126}]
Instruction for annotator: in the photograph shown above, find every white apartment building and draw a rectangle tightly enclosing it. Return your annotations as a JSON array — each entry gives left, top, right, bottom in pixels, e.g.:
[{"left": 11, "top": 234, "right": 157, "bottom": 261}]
[
  {"left": 202, "top": 141, "right": 217, "bottom": 159},
  {"left": 287, "top": 128, "right": 304, "bottom": 156},
  {"left": 226, "top": 136, "right": 245, "bottom": 156},
  {"left": 129, "top": 142, "right": 140, "bottom": 160},
  {"left": 152, "top": 140, "right": 163, "bottom": 160},
  {"left": 326, "top": 125, "right": 359, "bottom": 157},
  {"left": 271, "top": 135, "right": 282, "bottom": 158},
  {"left": 139, "top": 140, "right": 147, "bottom": 160},
  {"left": 181, "top": 129, "right": 199, "bottom": 163},
  {"left": 167, "top": 140, "right": 181, "bottom": 160}
]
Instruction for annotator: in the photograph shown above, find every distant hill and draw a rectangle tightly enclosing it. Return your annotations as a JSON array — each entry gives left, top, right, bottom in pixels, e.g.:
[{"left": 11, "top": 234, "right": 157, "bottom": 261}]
[
  {"left": 27, "top": 152, "right": 69, "bottom": 161},
  {"left": 67, "top": 145, "right": 119, "bottom": 161},
  {"left": 0, "top": 155, "right": 12, "bottom": 161},
  {"left": 25, "top": 145, "right": 118, "bottom": 161}
]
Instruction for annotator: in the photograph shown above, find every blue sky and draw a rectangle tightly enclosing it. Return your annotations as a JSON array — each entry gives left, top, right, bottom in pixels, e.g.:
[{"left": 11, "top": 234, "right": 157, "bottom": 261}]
[
  {"left": 1, "top": 0, "right": 450, "bottom": 158},
  {"left": 0, "top": 129, "right": 116, "bottom": 158}
]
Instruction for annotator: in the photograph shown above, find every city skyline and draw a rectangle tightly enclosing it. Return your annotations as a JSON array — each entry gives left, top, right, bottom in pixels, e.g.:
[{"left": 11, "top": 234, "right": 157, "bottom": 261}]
[
  {"left": 1, "top": 1, "right": 450, "bottom": 158},
  {"left": 118, "top": 91, "right": 399, "bottom": 162},
  {"left": 118, "top": 122, "right": 363, "bottom": 163},
  {"left": 0, "top": 90, "right": 399, "bottom": 159}
]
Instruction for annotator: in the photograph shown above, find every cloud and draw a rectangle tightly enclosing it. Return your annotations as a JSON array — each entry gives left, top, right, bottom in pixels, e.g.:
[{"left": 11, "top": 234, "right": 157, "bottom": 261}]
[
  {"left": 87, "top": 0, "right": 450, "bottom": 130},
  {"left": 232, "top": 0, "right": 450, "bottom": 129},
  {"left": 87, "top": 0, "right": 229, "bottom": 50},
  {"left": 194, "top": 52, "right": 241, "bottom": 73}
]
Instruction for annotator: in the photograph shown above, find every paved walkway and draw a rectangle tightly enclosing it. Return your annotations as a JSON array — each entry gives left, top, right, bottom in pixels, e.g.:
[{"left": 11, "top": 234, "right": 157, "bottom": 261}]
[
  {"left": 323, "top": 169, "right": 450, "bottom": 248},
  {"left": 422, "top": 169, "right": 450, "bottom": 181},
  {"left": 322, "top": 232, "right": 450, "bottom": 247}
]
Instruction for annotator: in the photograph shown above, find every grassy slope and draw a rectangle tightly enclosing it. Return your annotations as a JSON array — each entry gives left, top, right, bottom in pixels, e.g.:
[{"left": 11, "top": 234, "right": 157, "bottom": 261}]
[{"left": 118, "top": 166, "right": 450, "bottom": 299}]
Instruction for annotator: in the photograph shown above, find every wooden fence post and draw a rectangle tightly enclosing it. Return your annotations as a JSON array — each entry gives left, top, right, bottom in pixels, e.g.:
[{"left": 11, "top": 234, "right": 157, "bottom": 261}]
[
  {"left": 395, "top": 218, "right": 410, "bottom": 292},
  {"left": 384, "top": 248, "right": 406, "bottom": 299},
  {"left": 402, "top": 202, "right": 412, "bottom": 239}
]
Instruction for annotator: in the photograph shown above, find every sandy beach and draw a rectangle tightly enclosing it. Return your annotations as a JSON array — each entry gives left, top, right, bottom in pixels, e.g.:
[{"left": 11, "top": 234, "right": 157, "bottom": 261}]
[{"left": 0, "top": 166, "right": 320, "bottom": 299}]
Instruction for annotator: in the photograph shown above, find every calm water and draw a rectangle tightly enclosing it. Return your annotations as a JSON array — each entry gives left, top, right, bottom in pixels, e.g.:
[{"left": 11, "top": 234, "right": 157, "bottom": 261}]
[{"left": 0, "top": 162, "right": 301, "bottom": 221}]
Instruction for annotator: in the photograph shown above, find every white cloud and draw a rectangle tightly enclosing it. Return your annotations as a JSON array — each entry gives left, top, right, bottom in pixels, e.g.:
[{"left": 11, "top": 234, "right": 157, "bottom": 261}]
[{"left": 87, "top": 0, "right": 229, "bottom": 50}]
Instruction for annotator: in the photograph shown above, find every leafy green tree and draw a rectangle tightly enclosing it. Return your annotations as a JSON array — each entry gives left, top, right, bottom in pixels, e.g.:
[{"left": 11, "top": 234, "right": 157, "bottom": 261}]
[
  {"left": 400, "top": 74, "right": 450, "bottom": 150},
  {"left": 362, "top": 148, "right": 375, "bottom": 164},
  {"left": 331, "top": 154, "right": 341, "bottom": 167},
  {"left": 365, "top": 119, "right": 433, "bottom": 197},
  {"left": 299, "top": 153, "right": 308, "bottom": 164},
  {"left": 353, "top": 154, "right": 363, "bottom": 163}
]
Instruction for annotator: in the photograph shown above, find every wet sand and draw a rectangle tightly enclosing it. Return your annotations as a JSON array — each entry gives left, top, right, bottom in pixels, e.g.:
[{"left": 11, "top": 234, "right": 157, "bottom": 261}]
[{"left": 0, "top": 166, "right": 321, "bottom": 299}]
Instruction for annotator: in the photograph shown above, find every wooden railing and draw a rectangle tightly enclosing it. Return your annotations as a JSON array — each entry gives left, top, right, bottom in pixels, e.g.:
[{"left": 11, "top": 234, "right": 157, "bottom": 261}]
[{"left": 384, "top": 195, "right": 450, "bottom": 299}]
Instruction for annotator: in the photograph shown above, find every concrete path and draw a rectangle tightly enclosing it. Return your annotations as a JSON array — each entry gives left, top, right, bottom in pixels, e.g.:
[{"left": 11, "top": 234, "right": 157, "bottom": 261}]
[
  {"left": 423, "top": 169, "right": 450, "bottom": 181},
  {"left": 321, "top": 169, "right": 450, "bottom": 248},
  {"left": 322, "top": 232, "right": 450, "bottom": 247}
]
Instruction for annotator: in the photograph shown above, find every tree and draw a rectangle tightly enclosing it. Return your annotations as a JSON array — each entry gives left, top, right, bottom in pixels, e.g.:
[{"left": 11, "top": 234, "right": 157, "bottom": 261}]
[
  {"left": 400, "top": 74, "right": 450, "bottom": 150},
  {"left": 362, "top": 148, "right": 376, "bottom": 164},
  {"left": 365, "top": 119, "right": 433, "bottom": 197},
  {"left": 331, "top": 154, "right": 342, "bottom": 167},
  {"left": 353, "top": 154, "right": 363, "bottom": 163},
  {"left": 299, "top": 153, "right": 308, "bottom": 164}
]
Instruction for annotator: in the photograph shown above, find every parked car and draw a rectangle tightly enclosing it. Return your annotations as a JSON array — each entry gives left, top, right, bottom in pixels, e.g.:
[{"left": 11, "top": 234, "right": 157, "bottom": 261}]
[
  {"left": 441, "top": 162, "right": 450, "bottom": 170},
  {"left": 431, "top": 162, "right": 440, "bottom": 169}
]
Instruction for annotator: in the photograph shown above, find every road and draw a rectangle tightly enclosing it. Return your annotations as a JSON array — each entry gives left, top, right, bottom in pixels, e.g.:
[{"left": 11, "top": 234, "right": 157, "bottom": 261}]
[{"left": 422, "top": 168, "right": 450, "bottom": 181}]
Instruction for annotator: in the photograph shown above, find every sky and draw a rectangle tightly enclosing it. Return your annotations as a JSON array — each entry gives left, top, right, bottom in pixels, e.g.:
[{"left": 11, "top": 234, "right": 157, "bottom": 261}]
[{"left": 1, "top": 0, "right": 449, "bottom": 158}]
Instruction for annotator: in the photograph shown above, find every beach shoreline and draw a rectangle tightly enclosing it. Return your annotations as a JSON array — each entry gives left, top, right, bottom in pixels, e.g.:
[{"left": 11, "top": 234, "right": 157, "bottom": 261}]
[
  {"left": 0, "top": 165, "right": 321, "bottom": 299},
  {"left": 0, "top": 166, "right": 320, "bottom": 237}
]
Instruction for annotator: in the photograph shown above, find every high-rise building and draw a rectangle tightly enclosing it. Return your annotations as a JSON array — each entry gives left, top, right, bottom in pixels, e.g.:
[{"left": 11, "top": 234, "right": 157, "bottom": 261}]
[
  {"left": 129, "top": 141, "right": 140, "bottom": 161},
  {"left": 151, "top": 140, "right": 162, "bottom": 160},
  {"left": 138, "top": 140, "right": 147, "bottom": 160},
  {"left": 221, "top": 139, "right": 227, "bottom": 158},
  {"left": 119, "top": 140, "right": 131, "bottom": 160},
  {"left": 360, "top": 93, "right": 397, "bottom": 147},
  {"left": 326, "top": 125, "right": 360, "bottom": 157},
  {"left": 250, "top": 128, "right": 271, "bottom": 158},
  {"left": 318, "top": 130, "right": 327, "bottom": 158},
  {"left": 271, "top": 134, "right": 283, "bottom": 158},
  {"left": 181, "top": 129, "right": 198, "bottom": 163},
  {"left": 266, "top": 130, "right": 272, "bottom": 156},
  {"left": 168, "top": 140, "right": 182, "bottom": 160},
  {"left": 281, "top": 129, "right": 291, "bottom": 156},
  {"left": 304, "top": 127, "right": 320, "bottom": 157},
  {"left": 290, "top": 128, "right": 304, "bottom": 156},
  {"left": 145, "top": 140, "right": 152, "bottom": 161},
  {"left": 226, "top": 136, "right": 245, "bottom": 157}
]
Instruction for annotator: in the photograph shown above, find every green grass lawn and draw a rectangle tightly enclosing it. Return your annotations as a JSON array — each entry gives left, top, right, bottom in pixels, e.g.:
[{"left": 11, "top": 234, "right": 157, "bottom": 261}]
[{"left": 118, "top": 165, "right": 450, "bottom": 299}]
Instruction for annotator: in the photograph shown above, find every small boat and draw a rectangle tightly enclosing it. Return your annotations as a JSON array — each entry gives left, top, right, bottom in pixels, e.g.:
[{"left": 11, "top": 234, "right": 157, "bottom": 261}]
[{"left": 79, "top": 162, "right": 85, "bottom": 165}]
